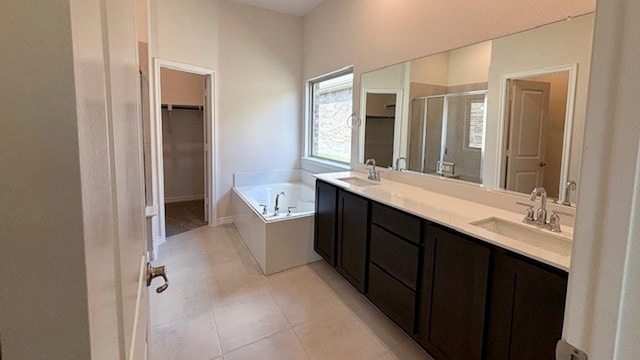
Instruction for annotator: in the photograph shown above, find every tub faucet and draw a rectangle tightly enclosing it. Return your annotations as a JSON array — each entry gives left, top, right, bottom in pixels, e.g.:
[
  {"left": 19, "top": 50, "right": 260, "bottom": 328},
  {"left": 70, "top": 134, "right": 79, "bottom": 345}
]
[
  {"left": 529, "top": 187, "right": 548, "bottom": 226},
  {"left": 274, "top": 191, "right": 285, "bottom": 215},
  {"left": 365, "top": 158, "right": 380, "bottom": 181},
  {"left": 394, "top": 157, "right": 407, "bottom": 171},
  {"left": 560, "top": 181, "right": 577, "bottom": 206}
]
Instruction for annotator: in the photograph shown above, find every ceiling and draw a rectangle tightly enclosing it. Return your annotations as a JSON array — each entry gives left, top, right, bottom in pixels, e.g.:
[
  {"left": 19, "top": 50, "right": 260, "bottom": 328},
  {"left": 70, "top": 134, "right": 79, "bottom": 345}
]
[{"left": 230, "top": 0, "right": 325, "bottom": 16}]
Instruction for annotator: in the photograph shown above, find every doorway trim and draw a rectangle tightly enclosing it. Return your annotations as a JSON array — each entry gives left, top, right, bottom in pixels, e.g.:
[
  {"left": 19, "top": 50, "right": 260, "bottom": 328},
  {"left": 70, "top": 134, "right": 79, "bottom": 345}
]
[
  {"left": 151, "top": 58, "right": 217, "bottom": 246},
  {"left": 495, "top": 64, "right": 578, "bottom": 202}
]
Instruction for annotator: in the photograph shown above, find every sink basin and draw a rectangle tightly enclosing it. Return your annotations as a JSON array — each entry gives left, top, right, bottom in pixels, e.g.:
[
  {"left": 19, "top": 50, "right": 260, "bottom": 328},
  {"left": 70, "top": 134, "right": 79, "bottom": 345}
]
[
  {"left": 338, "top": 177, "right": 379, "bottom": 187},
  {"left": 471, "top": 217, "right": 572, "bottom": 257}
]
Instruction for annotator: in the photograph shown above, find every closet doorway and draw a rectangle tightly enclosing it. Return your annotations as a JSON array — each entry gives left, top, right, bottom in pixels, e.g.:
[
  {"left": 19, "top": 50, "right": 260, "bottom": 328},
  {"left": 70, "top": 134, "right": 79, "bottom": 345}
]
[{"left": 153, "top": 60, "right": 216, "bottom": 240}]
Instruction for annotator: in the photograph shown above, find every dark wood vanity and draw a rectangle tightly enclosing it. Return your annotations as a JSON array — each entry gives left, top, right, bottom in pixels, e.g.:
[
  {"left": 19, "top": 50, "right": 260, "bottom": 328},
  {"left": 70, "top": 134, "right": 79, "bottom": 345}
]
[{"left": 314, "top": 179, "right": 568, "bottom": 360}]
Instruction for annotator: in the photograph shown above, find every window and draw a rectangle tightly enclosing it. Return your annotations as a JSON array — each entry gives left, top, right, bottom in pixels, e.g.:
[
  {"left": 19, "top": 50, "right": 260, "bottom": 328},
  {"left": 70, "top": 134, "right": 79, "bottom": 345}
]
[
  {"left": 309, "top": 69, "right": 354, "bottom": 163},
  {"left": 466, "top": 100, "right": 485, "bottom": 149}
]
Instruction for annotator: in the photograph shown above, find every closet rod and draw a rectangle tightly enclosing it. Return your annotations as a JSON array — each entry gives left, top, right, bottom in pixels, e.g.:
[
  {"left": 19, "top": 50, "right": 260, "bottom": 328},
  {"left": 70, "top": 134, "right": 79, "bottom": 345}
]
[{"left": 161, "top": 104, "right": 203, "bottom": 110}]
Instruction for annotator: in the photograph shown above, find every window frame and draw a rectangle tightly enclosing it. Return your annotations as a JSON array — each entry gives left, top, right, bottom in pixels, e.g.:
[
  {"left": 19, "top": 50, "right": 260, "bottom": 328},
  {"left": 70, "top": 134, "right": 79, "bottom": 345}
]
[{"left": 305, "top": 66, "right": 354, "bottom": 166}]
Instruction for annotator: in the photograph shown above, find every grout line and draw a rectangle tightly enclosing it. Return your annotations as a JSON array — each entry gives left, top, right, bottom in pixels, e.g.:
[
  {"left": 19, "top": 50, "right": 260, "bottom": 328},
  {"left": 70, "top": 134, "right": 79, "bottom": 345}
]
[
  {"left": 309, "top": 263, "right": 399, "bottom": 357},
  {"left": 208, "top": 302, "right": 224, "bottom": 358},
  {"left": 212, "top": 292, "right": 293, "bottom": 355},
  {"left": 262, "top": 270, "right": 314, "bottom": 360},
  {"left": 290, "top": 326, "right": 313, "bottom": 360}
]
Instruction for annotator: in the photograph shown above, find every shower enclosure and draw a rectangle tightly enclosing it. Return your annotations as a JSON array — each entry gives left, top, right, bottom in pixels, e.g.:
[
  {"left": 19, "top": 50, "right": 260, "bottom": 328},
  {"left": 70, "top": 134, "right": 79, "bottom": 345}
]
[{"left": 407, "top": 90, "right": 487, "bottom": 183}]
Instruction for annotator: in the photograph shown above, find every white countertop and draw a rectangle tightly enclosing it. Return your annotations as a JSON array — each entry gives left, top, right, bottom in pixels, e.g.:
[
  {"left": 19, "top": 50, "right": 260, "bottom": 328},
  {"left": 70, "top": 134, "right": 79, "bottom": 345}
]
[{"left": 315, "top": 171, "right": 572, "bottom": 271}]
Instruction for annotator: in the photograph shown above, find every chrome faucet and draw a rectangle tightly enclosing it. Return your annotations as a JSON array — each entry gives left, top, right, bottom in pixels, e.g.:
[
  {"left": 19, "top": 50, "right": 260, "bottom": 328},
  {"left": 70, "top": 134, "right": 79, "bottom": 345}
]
[
  {"left": 274, "top": 191, "right": 285, "bottom": 215},
  {"left": 394, "top": 157, "right": 407, "bottom": 171},
  {"left": 365, "top": 158, "right": 380, "bottom": 181},
  {"left": 529, "top": 187, "right": 548, "bottom": 226},
  {"left": 560, "top": 181, "right": 577, "bottom": 206}
]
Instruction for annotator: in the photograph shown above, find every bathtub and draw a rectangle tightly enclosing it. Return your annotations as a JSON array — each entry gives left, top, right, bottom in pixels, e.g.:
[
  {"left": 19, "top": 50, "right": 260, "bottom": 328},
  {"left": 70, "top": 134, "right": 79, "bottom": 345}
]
[{"left": 232, "top": 182, "right": 320, "bottom": 274}]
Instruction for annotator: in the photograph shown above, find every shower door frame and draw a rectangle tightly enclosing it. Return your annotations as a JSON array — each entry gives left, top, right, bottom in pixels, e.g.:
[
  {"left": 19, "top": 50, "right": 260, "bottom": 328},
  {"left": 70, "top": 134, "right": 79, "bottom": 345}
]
[{"left": 414, "top": 90, "right": 488, "bottom": 175}]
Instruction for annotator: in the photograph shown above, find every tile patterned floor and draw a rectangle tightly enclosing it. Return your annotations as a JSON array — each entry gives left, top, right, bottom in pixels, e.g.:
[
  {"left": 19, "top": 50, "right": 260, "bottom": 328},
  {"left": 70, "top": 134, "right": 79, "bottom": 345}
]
[{"left": 150, "top": 225, "right": 433, "bottom": 360}]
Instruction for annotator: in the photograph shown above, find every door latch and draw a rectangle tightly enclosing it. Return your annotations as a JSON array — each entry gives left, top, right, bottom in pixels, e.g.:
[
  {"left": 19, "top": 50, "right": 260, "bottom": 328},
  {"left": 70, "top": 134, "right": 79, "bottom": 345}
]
[
  {"left": 147, "top": 263, "right": 169, "bottom": 293},
  {"left": 556, "top": 338, "right": 588, "bottom": 360}
]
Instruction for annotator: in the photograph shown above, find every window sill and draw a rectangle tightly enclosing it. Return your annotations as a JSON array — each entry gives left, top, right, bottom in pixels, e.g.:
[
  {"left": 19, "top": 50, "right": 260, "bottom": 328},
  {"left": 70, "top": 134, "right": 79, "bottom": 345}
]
[{"left": 301, "top": 157, "right": 351, "bottom": 173}]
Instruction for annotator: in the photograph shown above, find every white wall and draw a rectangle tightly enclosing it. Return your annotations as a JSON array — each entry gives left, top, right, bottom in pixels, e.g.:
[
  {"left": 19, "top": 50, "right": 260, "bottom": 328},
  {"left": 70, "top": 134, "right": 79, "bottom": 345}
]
[
  {"left": 217, "top": 1, "right": 302, "bottom": 219},
  {"left": 162, "top": 109, "right": 205, "bottom": 201},
  {"left": 150, "top": 0, "right": 302, "bottom": 222},
  {"left": 302, "top": 0, "right": 595, "bottom": 168},
  {"left": 361, "top": 62, "right": 407, "bottom": 90},
  {"left": 484, "top": 13, "right": 594, "bottom": 188},
  {"left": 565, "top": 0, "right": 640, "bottom": 357},
  {"left": 150, "top": 0, "right": 219, "bottom": 70},
  {"left": 410, "top": 53, "right": 449, "bottom": 85},
  {"left": 0, "top": 1, "right": 92, "bottom": 358},
  {"left": 447, "top": 41, "right": 492, "bottom": 86}
]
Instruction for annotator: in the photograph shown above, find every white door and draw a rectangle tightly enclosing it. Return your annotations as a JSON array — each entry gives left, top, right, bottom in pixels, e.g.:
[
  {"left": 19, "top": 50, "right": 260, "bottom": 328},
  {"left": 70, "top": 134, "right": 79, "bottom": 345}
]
[
  {"left": 104, "top": 0, "right": 158, "bottom": 357},
  {"left": 505, "top": 79, "right": 550, "bottom": 193}
]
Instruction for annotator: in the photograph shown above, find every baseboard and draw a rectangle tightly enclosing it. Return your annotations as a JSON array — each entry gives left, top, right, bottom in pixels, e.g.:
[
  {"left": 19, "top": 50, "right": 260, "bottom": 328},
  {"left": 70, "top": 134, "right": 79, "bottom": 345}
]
[
  {"left": 165, "top": 195, "right": 204, "bottom": 203},
  {"left": 215, "top": 216, "right": 234, "bottom": 226}
]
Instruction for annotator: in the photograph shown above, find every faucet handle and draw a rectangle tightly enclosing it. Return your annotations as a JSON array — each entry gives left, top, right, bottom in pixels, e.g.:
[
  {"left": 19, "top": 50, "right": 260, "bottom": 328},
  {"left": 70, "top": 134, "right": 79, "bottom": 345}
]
[
  {"left": 516, "top": 202, "right": 535, "bottom": 222},
  {"left": 259, "top": 204, "right": 267, "bottom": 214},
  {"left": 287, "top": 206, "right": 296, "bottom": 216},
  {"left": 549, "top": 212, "right": 562, "bottom": 232}
]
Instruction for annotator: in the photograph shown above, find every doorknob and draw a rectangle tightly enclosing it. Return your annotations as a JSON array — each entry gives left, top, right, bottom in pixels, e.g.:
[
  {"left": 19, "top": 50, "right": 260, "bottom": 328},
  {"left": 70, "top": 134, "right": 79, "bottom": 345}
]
[
  {"left": 147, "top": 263, "right": 169, "bottom": 293},
  {"left": 539, "top": 161, "right": 547, "bottom": 167}
]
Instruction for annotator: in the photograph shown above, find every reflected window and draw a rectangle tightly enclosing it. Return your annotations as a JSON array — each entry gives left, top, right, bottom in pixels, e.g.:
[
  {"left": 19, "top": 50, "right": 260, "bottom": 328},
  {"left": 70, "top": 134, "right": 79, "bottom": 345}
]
[
  {"left": 309, "top": 70, "right": 353, "bottom": 163},
  {"left": 467, "top": 100, "right": 485, "bottom": 150}
]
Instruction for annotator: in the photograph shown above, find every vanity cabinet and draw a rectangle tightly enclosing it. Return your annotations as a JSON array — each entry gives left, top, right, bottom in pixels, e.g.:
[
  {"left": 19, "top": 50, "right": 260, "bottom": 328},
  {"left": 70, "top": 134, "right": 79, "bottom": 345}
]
[
  {"left": 366, "top": 203, "right": 422, "bottom": 333},
  {"left": 417, "top": 224, "right": 491, "bottom": 360},
  {"left": 313, "top": 182, "right": 569, "bottom": 360},
  {"left": 336, "top": 189, "right": 370, "bottom": 292},
  {"left": 484, "top": 250, "right": 568, "bottom": 360},
  {"left": 314, "top": 180, "right": 338, "bottom": 266}
]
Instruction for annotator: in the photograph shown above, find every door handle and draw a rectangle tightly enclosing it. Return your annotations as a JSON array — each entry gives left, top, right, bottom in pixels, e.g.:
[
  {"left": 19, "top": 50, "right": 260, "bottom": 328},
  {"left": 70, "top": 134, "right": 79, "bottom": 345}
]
[
  {"left": 147, "top": 263, "right": 169, "bottom": 293},
  {"left": 539, "top": 161, "right": 547, "bottom": 167}
]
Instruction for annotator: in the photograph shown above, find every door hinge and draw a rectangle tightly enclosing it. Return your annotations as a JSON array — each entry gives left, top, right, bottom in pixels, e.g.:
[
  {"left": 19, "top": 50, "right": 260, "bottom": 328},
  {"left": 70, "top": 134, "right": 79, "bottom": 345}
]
[{"left": 556, "top": 339, "right": 588, "bottom": 360}]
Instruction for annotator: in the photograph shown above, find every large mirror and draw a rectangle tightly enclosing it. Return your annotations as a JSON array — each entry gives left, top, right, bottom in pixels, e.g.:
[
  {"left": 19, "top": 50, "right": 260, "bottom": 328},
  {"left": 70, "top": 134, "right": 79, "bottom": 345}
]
[{"left": 359, "top": 13, "right": 594, "bottom": 204}]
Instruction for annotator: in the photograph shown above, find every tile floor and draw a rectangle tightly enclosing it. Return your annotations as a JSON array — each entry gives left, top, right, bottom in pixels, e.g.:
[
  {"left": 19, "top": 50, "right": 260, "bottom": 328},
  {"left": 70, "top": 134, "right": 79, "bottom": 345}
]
[{"left": 150, "top": 225, "right": 433, "bottom": 360}]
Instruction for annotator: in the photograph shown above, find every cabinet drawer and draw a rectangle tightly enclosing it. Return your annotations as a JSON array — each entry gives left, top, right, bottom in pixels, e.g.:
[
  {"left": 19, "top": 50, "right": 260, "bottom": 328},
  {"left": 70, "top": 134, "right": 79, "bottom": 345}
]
[
  {"left": 372, "top": 202, "right": 421, "bottom": 244},
  {"left": 370, "top": 224, "right": 419, "bottom": 290},
  {"left": 367, "top": 263, "right": 416, "bottom": 334}
]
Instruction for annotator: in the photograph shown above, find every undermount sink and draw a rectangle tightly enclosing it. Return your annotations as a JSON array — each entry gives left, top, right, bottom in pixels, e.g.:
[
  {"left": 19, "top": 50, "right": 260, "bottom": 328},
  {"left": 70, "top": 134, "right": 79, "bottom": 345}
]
[
  {"left": 338, "top": 177, "right": 379, "bottom": 187},
  {"left": 471, "top": 217, "right": 572, "bottom": 257}
]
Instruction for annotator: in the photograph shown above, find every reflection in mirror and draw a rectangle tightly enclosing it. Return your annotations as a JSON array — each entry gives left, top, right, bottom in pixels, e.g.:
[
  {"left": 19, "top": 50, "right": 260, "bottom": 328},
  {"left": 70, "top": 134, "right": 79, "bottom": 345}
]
[
  {"left": 364, "top": 93, "right": 397, "bottom": 168},
  {"left": 359, "top": 13, "right": 594, "bottom": 204},
  {"left": 409, "top": 91, "right": 487, "bottom": 183},
  {"left": 360, "top": 87, "right": 403, "bottom": 168},
  {"left": 503, "top": 72, "right": 570, "bottom": 199}
]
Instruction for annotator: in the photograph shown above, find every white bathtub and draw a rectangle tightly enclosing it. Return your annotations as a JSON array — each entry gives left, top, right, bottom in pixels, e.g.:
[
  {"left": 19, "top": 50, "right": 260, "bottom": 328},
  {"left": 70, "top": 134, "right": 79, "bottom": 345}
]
[{"left": 232, "top": 182, "right": 320, "bottom": 274}]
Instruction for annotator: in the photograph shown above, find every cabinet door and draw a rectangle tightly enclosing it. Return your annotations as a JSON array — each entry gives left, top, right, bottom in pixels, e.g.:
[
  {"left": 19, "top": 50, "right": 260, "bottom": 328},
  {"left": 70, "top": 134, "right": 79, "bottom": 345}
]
[
  {"left": 314, "top": 180, "right": 338, "bottom": 266},
  {"left": 485, "top": 250, "right": 568, "bottom": 360},
  {"left": 418, "top": 224, "right": 490, "bottom": 360},
  {"left": 336, "top": 190, "right": 370, "bottom": 292}
]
